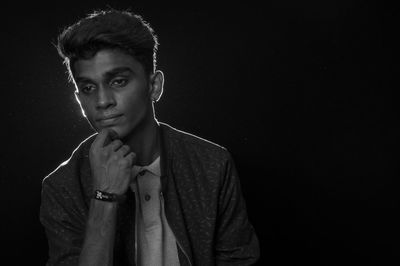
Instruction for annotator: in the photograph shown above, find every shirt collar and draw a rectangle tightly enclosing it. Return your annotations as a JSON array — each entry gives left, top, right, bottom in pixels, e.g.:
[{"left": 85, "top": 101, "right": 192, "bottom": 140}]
[{"left": 132, "top": 156, "right": 161, "bottom": 177}]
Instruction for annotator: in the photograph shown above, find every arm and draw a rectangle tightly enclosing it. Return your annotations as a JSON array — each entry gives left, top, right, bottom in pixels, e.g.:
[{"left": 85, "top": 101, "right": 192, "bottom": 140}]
[
  {"left": 215, "top": 152, "right": 260, "bottom": 266},
  {"left": 41, "top": 129, "right": 135, "bottom": 266},
  {"left": 78, "top": 200, "right": 118, "bottom": 266},
  {"left": 79, "top": 129, "right": 135, "bottom": 266},
  {"left": 40, "top": 185, "right": 120, "bottom": 266}
]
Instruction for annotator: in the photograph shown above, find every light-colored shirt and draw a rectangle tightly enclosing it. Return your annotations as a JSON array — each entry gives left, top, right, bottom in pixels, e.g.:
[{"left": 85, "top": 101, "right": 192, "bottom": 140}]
[{"left": 130, "top": 156, "right": 180, "bottom": 266}]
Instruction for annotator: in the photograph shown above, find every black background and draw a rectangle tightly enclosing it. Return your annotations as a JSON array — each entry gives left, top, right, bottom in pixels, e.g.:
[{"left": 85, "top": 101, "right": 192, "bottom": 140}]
[{"left": 1, "top": 1, "right": 399, "bottom": 265}]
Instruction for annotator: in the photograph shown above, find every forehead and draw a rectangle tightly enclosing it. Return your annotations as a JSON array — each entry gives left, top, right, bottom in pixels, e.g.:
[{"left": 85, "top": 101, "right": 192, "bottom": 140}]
[{"left": 72, "top": 49, "right": 145, "bottom": 80}]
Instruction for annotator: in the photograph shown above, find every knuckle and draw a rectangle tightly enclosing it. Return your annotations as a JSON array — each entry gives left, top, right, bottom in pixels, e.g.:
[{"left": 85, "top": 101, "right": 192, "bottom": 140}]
[
  {"left": 128, "top": 153, "right": 137, "bottom": 163},
  {"left": 129, "top": 152, "right": 136, "bottom": 159},
  {"left": 110, "top": 154, "right": 119, "bottom": 161},
  {"left": 113, "top": 140, "right": 122, "bottom": 146},
  {"left": 118, "top": 158, "right": 129, "bottom": 167}
]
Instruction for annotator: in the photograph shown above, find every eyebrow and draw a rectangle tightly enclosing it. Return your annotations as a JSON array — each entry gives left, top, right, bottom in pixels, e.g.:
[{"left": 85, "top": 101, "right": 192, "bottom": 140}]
[
  {"left": 75, "top": 67, "right": 134, "bottom": 83},
  {"left": 103, "top": 67, "right": 134, "bottom": 79}
]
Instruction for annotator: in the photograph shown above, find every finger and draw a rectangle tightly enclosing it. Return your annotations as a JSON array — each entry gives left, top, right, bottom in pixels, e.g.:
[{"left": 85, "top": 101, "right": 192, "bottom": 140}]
[
  {"left": 109, "top": 140, "right": 123, "bottom": 151},
  {"left": 126, "top": 152, "right": 137, "bottom": 166},
  {"left": 92, "top": 129, "right": 109, "bottom": 150},
  {"left": 103, "top": 129, "right": 119, "bottom": 146},
  {"left": 93, "top": 128, "right": 119, "bottom": 148},
  {"left": 116, "top": 145, "right": 131, "bottom": 157}
]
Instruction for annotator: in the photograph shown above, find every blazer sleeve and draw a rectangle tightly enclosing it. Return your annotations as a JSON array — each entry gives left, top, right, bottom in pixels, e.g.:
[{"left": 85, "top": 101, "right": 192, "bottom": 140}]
[
  {"left": 215, "top": 152, "right": 260, "bottom": 265},
  {"left": 40, "top": 175, "right": 86, "bottom": 266}
]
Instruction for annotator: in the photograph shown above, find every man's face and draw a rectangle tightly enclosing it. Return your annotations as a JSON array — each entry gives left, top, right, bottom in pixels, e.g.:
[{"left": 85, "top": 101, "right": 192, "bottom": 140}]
[{"left": 72, "top": 49, "right": 154, "bottom": 139}]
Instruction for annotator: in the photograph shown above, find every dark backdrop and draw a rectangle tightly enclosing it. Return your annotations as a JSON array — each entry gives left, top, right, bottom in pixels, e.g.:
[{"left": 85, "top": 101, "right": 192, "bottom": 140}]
[{"left": 1, "top": 1, "right": 398, "bottom": 265}]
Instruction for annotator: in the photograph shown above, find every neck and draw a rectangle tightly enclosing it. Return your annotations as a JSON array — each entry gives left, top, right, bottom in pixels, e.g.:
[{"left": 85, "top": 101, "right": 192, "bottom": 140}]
[{"left": 123, "top": 118, "right": 160, "bottom": 166}]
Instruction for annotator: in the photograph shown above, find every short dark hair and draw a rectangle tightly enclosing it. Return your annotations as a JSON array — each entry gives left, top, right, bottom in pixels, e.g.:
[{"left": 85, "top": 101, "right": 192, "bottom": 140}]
[{"left": 57, "top": 9, "right": 159, "bottom": 81}]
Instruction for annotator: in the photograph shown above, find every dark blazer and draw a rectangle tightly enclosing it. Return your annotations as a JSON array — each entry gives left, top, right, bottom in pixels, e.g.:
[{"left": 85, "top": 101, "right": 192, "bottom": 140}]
[{"left": 40, "top": 122, "right": 260, "bottom": 265}]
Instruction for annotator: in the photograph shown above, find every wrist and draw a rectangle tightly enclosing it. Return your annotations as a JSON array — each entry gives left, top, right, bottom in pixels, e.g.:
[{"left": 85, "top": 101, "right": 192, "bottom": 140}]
[
  {"left": 88, "top": 198, "right": 118, "bottom": 225},
  {"left": 90, "top": 198, "right": 119, "bottom": 211},
  {"left": 87, "top": 199, "right": 118, "bottom": 238}
]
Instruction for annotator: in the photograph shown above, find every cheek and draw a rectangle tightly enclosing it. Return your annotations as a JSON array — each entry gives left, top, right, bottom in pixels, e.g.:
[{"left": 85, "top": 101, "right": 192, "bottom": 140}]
[
  {"left": 120, "top": 89, "right": 149, "bottom": 111},
  {"left": 78, "top": 98, "right": 96, "bottom": 118},
  {"left": 123, "top": 97, "right": 145, "bottom": 118}
]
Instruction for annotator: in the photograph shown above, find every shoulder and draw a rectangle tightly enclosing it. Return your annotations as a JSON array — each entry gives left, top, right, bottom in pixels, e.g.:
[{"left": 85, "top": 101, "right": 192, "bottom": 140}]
[
  {"left": 160, "top": 122, "right": 232, "bottom": 164},
  {"left": 41, "top": 133, "right": 96, "bottom": 190}
]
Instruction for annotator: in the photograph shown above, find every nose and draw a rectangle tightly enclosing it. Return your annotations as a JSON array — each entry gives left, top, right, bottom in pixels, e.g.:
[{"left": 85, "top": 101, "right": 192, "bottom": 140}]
[{"left": 96, "top": 86, "right": 116, "bottom": 109}]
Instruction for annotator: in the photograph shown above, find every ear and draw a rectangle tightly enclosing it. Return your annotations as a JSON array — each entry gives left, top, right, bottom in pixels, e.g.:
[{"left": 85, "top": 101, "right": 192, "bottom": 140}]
[
  {"left": 149, "top": 70, "right": 164, "bottom": 103},
  {"left": 74, "top": 91, "right": 87, "bottom": 118}
]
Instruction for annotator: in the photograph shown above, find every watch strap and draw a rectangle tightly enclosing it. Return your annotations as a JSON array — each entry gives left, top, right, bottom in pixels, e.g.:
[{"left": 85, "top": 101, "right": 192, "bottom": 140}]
[{"left": 93, "top": 190, "right": 126, "bottom": 203}]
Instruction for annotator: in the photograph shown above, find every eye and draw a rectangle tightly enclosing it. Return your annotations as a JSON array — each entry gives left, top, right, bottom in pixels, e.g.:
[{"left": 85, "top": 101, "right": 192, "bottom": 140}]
[
  {"left": 111, "top": 78, "right": 128, "bottom": 87},
  {"left": 79, "top": 84, "right": 96, "bottom": 94}
]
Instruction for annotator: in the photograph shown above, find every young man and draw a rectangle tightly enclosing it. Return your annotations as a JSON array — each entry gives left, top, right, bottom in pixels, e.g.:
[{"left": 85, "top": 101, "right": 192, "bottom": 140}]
[{"left": 40, "top": 9, "right": 259, "bottom": 266}]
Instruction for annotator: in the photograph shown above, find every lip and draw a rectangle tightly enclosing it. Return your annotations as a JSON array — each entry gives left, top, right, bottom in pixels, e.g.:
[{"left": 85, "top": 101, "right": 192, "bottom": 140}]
[{"left": 96, "top": 114, "right": 123, "bottom": 126}]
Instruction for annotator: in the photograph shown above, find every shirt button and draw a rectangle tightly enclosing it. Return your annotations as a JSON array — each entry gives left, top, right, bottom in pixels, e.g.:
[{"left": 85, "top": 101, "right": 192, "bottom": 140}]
[
  {"left": 144, "top": 194, "right": 151, "bottom": 201},
  {"left": 139, "top": 170, "right": 146, "bottom": 176}
]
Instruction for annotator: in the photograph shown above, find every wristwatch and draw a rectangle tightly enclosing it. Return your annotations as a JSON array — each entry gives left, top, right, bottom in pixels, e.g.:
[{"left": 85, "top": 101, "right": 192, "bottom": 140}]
[{"left": 93, "top": 190, "right": 126, "bottom": 203}]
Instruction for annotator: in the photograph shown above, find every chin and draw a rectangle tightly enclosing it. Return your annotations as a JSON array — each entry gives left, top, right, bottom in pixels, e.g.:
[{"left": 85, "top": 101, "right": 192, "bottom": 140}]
[
  {"left": 105, "top": 125, "right": 126, "bottom": 139},
  {"left": 91, "top": 123, "right": 124, "bottom": 139},
  {"left": 93, "top": 117, "right": 147, "bottom": 140},
  {"left": 111, "top": 124, "right": 135, "bottom": 140}
]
